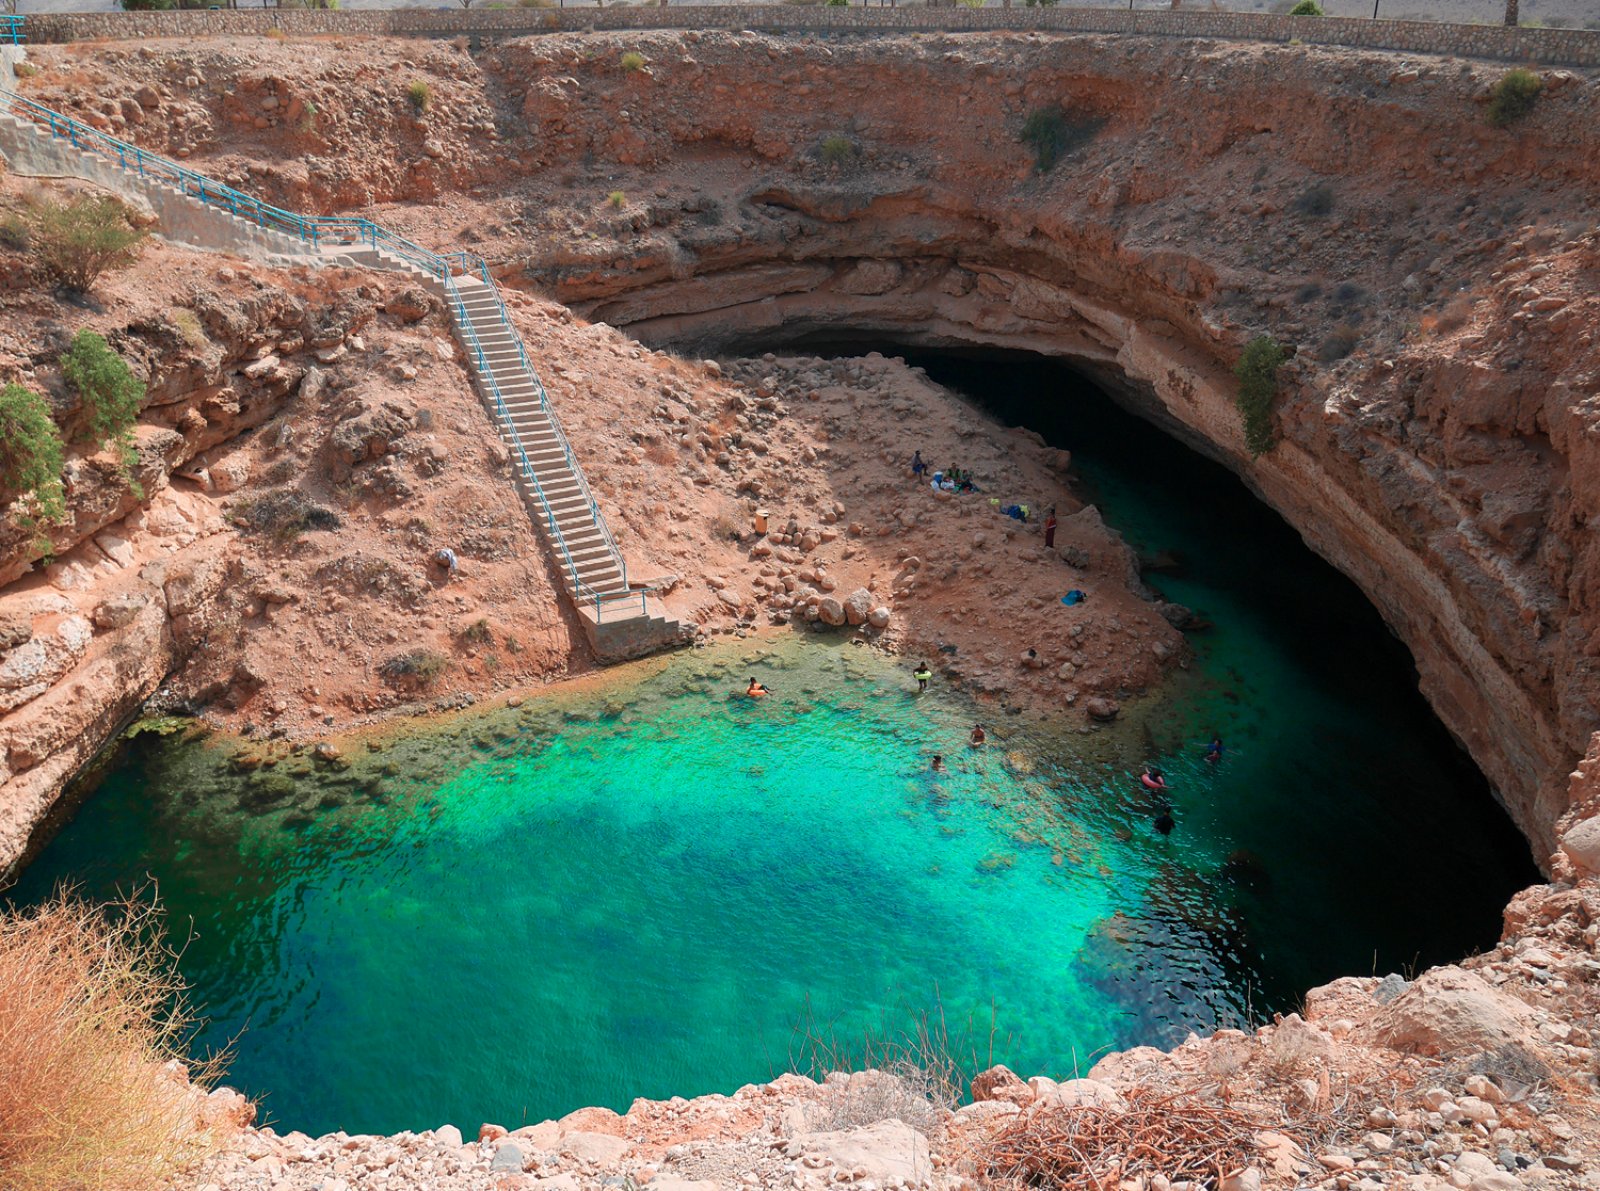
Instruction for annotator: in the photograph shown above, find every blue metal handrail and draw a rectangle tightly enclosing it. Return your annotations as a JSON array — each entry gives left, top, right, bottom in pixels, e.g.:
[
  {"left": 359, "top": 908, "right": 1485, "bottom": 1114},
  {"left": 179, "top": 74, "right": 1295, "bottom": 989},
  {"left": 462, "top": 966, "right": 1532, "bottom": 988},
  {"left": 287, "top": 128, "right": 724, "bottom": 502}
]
[
  {"left": 0, "top": 84, "right": 645, "bottom": 620},
  {"left": 447, "top": 253, "right": 629, "bottom": 590},
  {"left": 0, "top": 16, "right": 23, "bottom": 46}
]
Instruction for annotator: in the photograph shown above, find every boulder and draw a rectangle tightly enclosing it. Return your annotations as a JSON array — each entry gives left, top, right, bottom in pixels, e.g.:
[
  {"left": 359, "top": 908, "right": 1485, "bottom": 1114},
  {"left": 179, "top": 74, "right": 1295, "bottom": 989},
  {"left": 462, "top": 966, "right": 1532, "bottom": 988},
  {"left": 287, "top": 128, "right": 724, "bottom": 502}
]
[
  {"left": 0, "top": 615, "right": 31, "bottom": 652},
  {"left": 843, "top": 587, "right": 873, "bottom": 626},
  {"left": 1035, "top": 1078, "right": 1127, "bottom": 1112},
  {"left": 433, "top": 1124, "right": 463, "bottom": 1148},
  {"left": 1559, "top": 814, "right": 1600, "bottom": 877},
  {"left": 93, "top": 594, "right": 150, "bottom": 630},
  {"left": 489, "top": 1141, "right": 526, "bottom": 1172},
  {"left": 971, "top": 1064, "right": 1032, "bottom": 1106},
  {"left": 1084, "top": 696, "right": 1121, "bottom": 722},
  {"left": 330, "top": 399, "right": 415, "bottom": 468},
  {"left": 818, "top": 597, "right": 847, "bottom": 626},
  {"left": 791, "top": 1119, "right": 930, "bottom": 1184},
  {"left": 208, "top": 455, "right": 252, "bottom": 494},
  {"left": 561, "top": 1132, "right": 630, "bottom": 1164},
  {"left": 387, "top": 286, "right": 438, "bottom": 323},
  {"left": 94, "top": 531, "right": 136, "bottom": 568},
  {"left": 1361, "top": 966, "right": 1537, "bottom": 1056},
  {"left": 868, "top": 606, "right": 891, "bottom": 630}
]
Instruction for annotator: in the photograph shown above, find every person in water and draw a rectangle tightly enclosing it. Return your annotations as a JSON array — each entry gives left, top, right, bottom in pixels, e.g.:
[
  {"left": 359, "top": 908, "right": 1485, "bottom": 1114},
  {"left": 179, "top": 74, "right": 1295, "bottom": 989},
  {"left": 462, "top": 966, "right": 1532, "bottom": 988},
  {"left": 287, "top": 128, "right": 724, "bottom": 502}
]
[
  {"left": 914, "top": 662, "right": 933, "bottom": 693},
  {"left": 969, "top": 724, "right": 987, "bottom": 747},
  {"left": 931, "top": 754, "right": 946, "bottom": 773},
  {"left": 746, "top": 677, "right": 770, "bottom": 698},
  {"left": 1154, "top": 805, "right": 1176, "bottom": 836},
  {"left": 1205, "top": 736, "right": 1225, "bottom": 764},
  {"left": 1142, "top": 764, "right": 1167, "bottom": 791}
]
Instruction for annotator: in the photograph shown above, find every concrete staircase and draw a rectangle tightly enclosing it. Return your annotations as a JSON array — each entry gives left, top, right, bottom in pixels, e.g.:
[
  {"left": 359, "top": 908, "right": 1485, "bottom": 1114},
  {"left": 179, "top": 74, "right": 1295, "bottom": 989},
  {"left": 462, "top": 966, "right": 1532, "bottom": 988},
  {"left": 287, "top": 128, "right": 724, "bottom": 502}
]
[{"left": 0, "top": 80, "right": 684, "bottom": 662}]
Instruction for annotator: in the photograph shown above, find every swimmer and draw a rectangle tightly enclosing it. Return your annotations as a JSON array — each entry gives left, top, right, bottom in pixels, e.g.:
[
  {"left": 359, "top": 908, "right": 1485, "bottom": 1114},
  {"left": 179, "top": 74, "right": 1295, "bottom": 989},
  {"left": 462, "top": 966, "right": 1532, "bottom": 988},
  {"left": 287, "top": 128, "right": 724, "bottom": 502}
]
[
  {"left": 1205, "top": 736, "right": 1225, "bottom": 764},
  {"left": 746, "top": 677, "right": 770, "bottom": 698},
  {"left": 1141, "top": 764, "right": 1168, "bottom": 793},
  {"left": 914, "top": 662, "right": 933, "bottom": 693},
  {"left": 969, "top": 724, "right": 987, "bottom": 747},
  {"left": 1154, "top": 805, "right": 1176, "bottom": 836},
  {"left": 931, "top": 754, "right": 946, "bottom": 773}
]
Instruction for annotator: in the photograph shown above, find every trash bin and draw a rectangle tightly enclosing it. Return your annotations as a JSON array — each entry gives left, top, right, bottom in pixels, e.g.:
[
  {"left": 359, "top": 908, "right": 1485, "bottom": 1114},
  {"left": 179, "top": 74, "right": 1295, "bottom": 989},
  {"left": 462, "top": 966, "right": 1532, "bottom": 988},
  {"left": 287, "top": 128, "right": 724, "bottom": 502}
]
[{"left": 754, "top": 509, "right": 770, "bottom": 536}]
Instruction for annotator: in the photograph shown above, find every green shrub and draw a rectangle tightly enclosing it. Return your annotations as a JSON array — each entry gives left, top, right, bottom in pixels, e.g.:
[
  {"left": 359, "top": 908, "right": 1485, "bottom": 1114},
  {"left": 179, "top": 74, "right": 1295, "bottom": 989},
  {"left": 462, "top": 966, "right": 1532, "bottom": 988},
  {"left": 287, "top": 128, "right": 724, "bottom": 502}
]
[
  {"left": 28, "top": 196, "right": 146, "bottom": 294},
  {"left": 0, "top": 212, "right": 30, "bottom": 251},
  {"left": 1019, "top": 106, "right": 1104, "bottom": 172},
  {"left": 1023, "top": 0, "right": 1060, "bottom": 8},
  {"left": 826, "top": 0, "right": 848, "bottom": 8},
  {"left": 61, "top": 330, "right": 145, "bottom": 495},
  {"left": 0, "top": 383, "right": 67, "bottom": 536},
  {"left": 608, "top": 190, "right": 626, "bottom": 209},
  {"left": 459, "top": 617, "right": 492, "bottom": 645},
  {"left": 119, "top": 0, "right": 176, "bottom": 9},
  {"left": 620, "top": 50, "right": 646, "bottom": 71},
  {"left": 1233, "top": 335, "right": 1287, "bottom": 457},
  {"left": 407, "top": 80, "right": 432, "bottom": 113},
  {"left": 818, "top": 134, "right": 856, "bottom": 165},
  {"left": 1487, "top": 68, "right": 1541, "bottom": 126},
  {"left": 1288, "top": 0, "right": 1323, "bottom": 14}
]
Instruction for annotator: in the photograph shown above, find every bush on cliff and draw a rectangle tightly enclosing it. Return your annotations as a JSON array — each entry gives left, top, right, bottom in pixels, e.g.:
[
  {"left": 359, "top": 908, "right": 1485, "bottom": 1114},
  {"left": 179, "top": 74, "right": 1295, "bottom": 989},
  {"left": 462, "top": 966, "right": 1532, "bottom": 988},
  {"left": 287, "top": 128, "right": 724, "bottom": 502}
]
[
  {"left": 1487, "top": 68, "right": 1542, "bottom": 126},
  {"left": 28, "top": 194, "right": 147, "bottom": 294},
  {"left": 1020, "top": 106, "right": 1105, "bottom": 173},
  {"left": 1288, "top": 0, "right": 1324, "bottom": 15},
  {"left": 0, "top": 382, "right": 67, "bottom": 536},
  {"left": 0, "top": 890, "right": 237, "bottom": 1191},
  {"left": 62, "top": 329, "right": 146, "bottom": 496},
  {"left": 819, "top": 134, "right": 857, "bottom": 166},
  {"left": 379, "top": 648, "right": 450, "bottom": 687},
  {"left": 1233, "top": 335, "right": 1287, "bottom": 457},
  {"left": 407, "top": 80, "right": 432, "bottom": 113}
]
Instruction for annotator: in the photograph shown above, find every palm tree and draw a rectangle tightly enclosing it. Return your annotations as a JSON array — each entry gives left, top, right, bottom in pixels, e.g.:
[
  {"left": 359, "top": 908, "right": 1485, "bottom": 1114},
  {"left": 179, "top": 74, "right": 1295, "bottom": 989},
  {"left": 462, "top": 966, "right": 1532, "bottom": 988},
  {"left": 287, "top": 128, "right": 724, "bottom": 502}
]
[{"left": 1505, "top": 0, "right": 1518, "bottom": 24}]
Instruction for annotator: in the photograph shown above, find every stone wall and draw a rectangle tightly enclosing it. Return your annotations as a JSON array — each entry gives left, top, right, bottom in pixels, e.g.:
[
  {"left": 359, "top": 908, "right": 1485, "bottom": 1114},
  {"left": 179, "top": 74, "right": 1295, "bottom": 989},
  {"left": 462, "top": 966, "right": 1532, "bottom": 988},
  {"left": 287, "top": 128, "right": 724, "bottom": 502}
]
[{"left": 13, "top": 6, "right": 1600, "bottom": 68}]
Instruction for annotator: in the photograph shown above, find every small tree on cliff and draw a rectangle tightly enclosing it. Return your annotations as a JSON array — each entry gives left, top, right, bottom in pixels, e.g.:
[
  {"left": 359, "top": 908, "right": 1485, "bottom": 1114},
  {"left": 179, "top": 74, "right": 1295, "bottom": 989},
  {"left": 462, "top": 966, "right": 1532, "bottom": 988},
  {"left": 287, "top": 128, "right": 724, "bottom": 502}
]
[
  {"left": 0, "top": 383, "right": 67, "bottom": 539},
  {"left": 1233, "top": 336, "right": 1287, "bottom": 457},
  {"left": 1504, "top": 0, "right": 1518, "bottom": 25},
  {"left": 61, "top": 329, "right": 146, "bottom": 497},
  {"left": 28, "top": 196, "right": 147, "bottom": 294}
]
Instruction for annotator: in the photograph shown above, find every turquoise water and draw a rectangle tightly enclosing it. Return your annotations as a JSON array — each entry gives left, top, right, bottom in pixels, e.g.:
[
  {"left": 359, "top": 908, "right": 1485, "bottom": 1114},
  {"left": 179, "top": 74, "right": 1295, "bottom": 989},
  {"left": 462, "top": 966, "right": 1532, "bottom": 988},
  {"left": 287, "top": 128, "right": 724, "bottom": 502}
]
[{"left": 7, "top": 358, "right": 1537, "bottom": 1138}]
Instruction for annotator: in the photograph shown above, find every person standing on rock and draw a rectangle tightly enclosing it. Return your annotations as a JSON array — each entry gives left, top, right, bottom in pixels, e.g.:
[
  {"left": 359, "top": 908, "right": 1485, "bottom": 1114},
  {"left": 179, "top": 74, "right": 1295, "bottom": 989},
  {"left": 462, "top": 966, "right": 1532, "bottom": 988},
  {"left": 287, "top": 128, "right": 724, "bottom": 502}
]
[
  {"left": 1044, "top": 507, "right": 1058, "bottom": 549},
  {"left": 914, "top": 662, "right": 933, "bottom": 693},
  {"left": 911, "top": 450, "right": 926, "bottom": 481}
]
